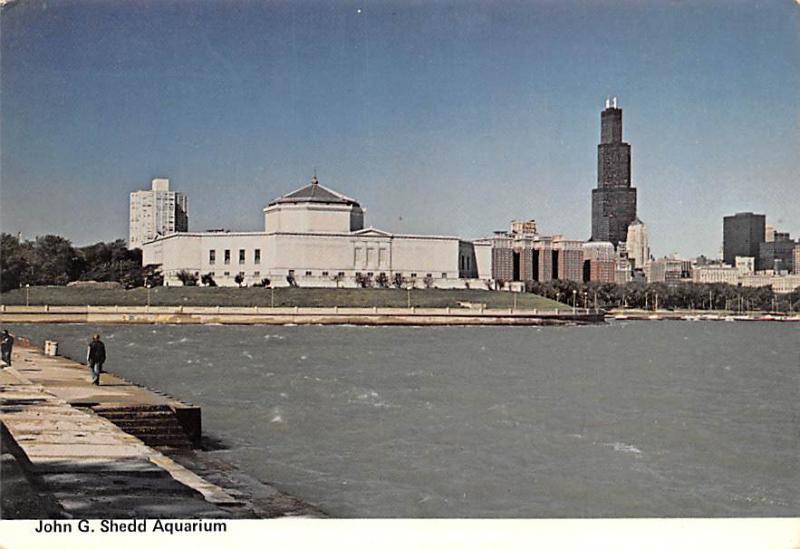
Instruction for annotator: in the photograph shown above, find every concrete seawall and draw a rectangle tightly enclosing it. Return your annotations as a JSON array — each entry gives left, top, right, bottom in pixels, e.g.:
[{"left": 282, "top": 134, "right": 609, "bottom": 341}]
[
  {"left": 0, "top": 341, "right": 322, "bottom": 518},
  {"left": 0, "top": 305, "right": 604, "bottom": 325}
]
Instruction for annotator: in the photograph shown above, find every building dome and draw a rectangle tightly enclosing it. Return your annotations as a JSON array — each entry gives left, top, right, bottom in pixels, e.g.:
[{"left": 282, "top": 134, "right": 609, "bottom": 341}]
[
  {"left": 264, "top": 176, "right": 364, "bottom": 233},
  {"left": 268, "top": 176, "right": 360, "bottom": 207}
]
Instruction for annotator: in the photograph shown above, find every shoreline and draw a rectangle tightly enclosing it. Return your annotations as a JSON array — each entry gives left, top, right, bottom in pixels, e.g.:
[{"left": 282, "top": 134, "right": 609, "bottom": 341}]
[
  {"left": 606, "top": 309, "right": 800, "bottom": 322},
  {"left": 0, "top": 304, "right": 603, "bottom": 326},
  {"left": 0, "top": 340, "right": 324, "bottom": 519}
]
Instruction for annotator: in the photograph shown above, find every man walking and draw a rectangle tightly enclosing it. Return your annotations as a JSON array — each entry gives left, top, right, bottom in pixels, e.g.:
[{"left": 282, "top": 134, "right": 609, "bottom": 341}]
[
  {"left": 1, "top": 330, "right": 13, "bottom": 368},
  {"left": 86, "top": 334, "right": 106, "bottom": 385}
]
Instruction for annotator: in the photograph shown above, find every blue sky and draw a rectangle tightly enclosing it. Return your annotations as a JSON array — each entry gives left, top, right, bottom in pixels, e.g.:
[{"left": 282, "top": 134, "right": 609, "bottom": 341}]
[{"left": 1, "top": 0, "right": 798, "bottom": 257}]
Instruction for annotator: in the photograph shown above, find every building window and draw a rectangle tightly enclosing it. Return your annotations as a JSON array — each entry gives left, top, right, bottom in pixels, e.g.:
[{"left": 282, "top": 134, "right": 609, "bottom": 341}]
[
  {"left": 338, "top": 272, "right": 345, "bottom": 277},
  {"left": 322, "top": 271, "right": 329, "bottom": 276},
  {"left": 254, "top": 249, "right": 261, "bottom": 264},
  {"left": 253, "top": 271, "right": 260, "bottom": 277},
  {"left": 305, "top": 270, "right": 312, "bottom": 277},
  {"left": 224, "top": 250, "right": 231, "bottom": 265},
  {"left": 411, "top": 273, "right": 417, "bottom": 278},
  {"left": 288, "top": 269, "right": 295, "bottom": 277},
  {"left": 239, "top": 249, "right": 245, "bottom": 264},
  {"left": 441, "top": 273, "right": 447, "bottom": 278},
  {"left": 209, "top": 250, "right": 216, "bottom": 265},
  {"left": 426, "top": 273, "right": 432, "bottom": 278},
  {"left": 224, "top": 272, "right": 230, "bottom": 277}
]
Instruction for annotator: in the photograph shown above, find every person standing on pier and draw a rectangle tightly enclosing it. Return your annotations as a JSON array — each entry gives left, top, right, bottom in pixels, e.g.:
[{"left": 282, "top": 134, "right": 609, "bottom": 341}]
[
  {"left": 1, "top": 330, "right": 13, "bottom": 368},
  {"left": 86, "top": 334, "right": 106, "bottom": 385}
]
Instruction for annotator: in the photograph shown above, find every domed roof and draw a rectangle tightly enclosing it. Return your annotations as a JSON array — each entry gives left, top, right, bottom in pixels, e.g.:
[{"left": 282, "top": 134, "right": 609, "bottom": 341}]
[{"left": 268, "top": 176, "right": 360, "bottom": 207}]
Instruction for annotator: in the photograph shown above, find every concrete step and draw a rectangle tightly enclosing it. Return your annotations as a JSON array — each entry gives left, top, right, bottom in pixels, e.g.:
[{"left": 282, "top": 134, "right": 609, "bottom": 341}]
[{"left": 93, "top": 406, "right": 195, "bottom": 450}]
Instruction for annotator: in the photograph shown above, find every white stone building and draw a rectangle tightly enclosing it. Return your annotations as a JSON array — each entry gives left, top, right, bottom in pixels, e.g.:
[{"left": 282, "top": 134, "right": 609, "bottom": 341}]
[
  {"left": 142, "top": 177, "right": 491, "bottom": 288},
  {"left": 625, "top": 218, "right": 649, "bottom": 270},
  {"left": 129, "top": 178, "right": 188, "bottom": 249},
  {"left": 692, "top": 264, "right": 740, "bottom": 285}
]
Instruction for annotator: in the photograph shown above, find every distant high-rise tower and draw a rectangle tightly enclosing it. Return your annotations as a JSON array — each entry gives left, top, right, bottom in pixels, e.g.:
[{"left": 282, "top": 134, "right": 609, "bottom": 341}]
[
  {"left": 129, "top": 178, "right": 188, "bottom": 249},
  {"left": 591, "top": 97, "right": 638, "bottom": 248},
  {"left": 625, "top": 218, "right": 650, "bottom": 270},
  {"left": 722, "top": 212, "right": 764, "bottom": 267}
]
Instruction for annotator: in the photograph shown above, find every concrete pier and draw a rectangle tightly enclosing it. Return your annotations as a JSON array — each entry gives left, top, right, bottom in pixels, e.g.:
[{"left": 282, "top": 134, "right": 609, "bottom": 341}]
[{"left": 0, "top": 343, "right": 322, "bottom": 519}]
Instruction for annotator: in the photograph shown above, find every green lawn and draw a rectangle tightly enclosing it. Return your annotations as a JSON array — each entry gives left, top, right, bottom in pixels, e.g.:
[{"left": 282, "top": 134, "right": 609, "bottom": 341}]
[{"left": 1, "top": 286, "right": 569, "bottom": 310}]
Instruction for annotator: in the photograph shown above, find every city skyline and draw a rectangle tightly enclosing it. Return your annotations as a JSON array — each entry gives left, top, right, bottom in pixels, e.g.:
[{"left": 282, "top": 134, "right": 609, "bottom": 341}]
[{"left": 1, "top": 1, "right": 798, "bottom": 257}]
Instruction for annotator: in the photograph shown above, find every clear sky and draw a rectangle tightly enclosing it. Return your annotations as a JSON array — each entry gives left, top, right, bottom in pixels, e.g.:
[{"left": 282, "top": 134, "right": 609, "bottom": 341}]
[{"left": 1, "top": 0, "right": 798, "bottom": 257}]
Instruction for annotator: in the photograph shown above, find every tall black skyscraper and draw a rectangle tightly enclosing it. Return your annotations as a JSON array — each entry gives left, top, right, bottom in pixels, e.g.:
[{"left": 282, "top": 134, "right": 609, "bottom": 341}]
[
  {"left": 723, "top": 212, "right": 765, "bottom": 266},
  {"left": 591, "top": 98, "right": 637, "bottom": 247}
]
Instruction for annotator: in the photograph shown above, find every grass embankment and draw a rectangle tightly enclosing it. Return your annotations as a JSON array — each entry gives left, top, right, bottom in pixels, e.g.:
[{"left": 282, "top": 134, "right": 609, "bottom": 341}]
[{"left": 1, "top": 286, "right": 569, "bottom": 310}]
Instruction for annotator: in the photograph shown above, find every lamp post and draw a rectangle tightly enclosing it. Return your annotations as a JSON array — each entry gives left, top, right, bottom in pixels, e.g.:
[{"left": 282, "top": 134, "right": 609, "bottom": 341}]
[
  {"left": 572, "top": 289, "right": 577, "bottom": 314},
  {"left": 146, "top": 284, "right": 151, "bottom": 307},
  {"left": 407, "top": 287, "right": 411, "bottom": 308},
  {"left": 25, "top": 284, "right": 30, "bottom": 307},
  {"left": 271, "top": 285, "right": 275, "bottom": 308}
]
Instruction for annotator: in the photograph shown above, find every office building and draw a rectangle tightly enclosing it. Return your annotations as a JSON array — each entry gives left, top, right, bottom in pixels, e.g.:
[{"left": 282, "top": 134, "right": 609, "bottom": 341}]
[
  {"left": 625, "top": 218, "right": 649, "bottom": 269},
  {"left": 758, "top": 232, "right": 795, "bottom": 272},
  {"left": 722, "top": 212, "right": 765, "bottom": 266},
  {"left": 590, "top": 98, "right": 638, "bottom": 248}
]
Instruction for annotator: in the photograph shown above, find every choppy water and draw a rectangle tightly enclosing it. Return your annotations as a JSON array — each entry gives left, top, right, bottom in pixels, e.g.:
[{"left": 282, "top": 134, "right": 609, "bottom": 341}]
[{"left": 6, "top": 321, "right": 799, "bottom": 517}]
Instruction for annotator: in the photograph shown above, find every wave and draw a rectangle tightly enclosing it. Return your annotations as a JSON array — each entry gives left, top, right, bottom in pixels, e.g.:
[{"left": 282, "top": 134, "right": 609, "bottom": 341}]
[{"left": 604, "top": 441, "right": 642, "bottom": 455}]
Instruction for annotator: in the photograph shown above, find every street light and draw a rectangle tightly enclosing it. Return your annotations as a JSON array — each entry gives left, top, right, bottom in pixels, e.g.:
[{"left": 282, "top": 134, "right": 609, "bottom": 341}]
[
  {"left": 572, "top": 289, "right": 577, "bottom": 314},
  {"left": 146, "top": 284, "right": 152, "bottom": 307},
  {"left": 25, "top": 284, "right": 30, "bottom": 307}
]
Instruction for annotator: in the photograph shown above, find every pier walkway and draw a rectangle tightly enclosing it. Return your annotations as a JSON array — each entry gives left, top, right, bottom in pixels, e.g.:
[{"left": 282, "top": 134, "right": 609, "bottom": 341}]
[{"left": 0, "top": 345, "right": 319, "bottom": 519}]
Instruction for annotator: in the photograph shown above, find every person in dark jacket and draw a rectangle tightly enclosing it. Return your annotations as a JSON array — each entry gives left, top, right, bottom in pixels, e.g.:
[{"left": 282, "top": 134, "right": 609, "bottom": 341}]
[
  {"left": 86, "top": 334, "right": 106, "bottom": 385},
  {"left": 1, "top": 330, "right": 13, "bottom": 368}
]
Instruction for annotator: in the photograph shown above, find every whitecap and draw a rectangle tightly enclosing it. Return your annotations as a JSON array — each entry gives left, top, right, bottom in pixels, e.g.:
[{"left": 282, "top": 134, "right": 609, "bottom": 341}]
[{"left": 605, "top": 441, "right": 642, "bottom": 455}]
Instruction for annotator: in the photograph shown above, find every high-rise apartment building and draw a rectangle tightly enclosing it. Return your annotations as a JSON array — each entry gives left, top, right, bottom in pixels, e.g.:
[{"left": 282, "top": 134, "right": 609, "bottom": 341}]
[
  {"left": 591, "top": 97, "right": 638, "bottom": 248},
  {"left": 129, "top": 178, "right": 188, "bottom": 249},
  {"left": 722, "top": 212, "right": 765, "bottom": 266}
]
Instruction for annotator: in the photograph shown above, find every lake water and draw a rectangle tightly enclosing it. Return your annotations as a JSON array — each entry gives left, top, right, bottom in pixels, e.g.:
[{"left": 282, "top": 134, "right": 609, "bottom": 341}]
[{"left": 6, "top": 321, "right": 799, "bottom": 517}]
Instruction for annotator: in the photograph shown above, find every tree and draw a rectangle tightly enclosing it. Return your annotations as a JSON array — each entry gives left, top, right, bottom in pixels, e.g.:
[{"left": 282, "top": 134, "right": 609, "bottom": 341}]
[
  {"left": 0, "top": 233, "right": 29, "bottom": 292},
  {"left": 30, "top": 235, "right": 82, "bottom": 285},
  {"left": 201, "top": 273, "right": 217, "bottom": 287},
  {"left": 176, "top": 270, "right": 198, "bottom": 286},
  {"left": 234, "top": 273, "right": 245, "bottom": 287},
  {"left": 423, "top": 274, "right": 434, "bottom": 289},
  {"left": 376, "top": 272, "right": 389, "bottom": 288},
  {"left": 143, "top": 264, "right": 164, "bottom": 287},
  {"left": 331, "top": 273, "right": 344, "bottom": 288},
  {"left": 77, "top": 239, "right": 142, "bottom": 285},
  {"left": 286, "top": 273, "right": 298, "bottom": 288},
  {"left": 354, "top": 272, "right": 372, "bottom": 288}
]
